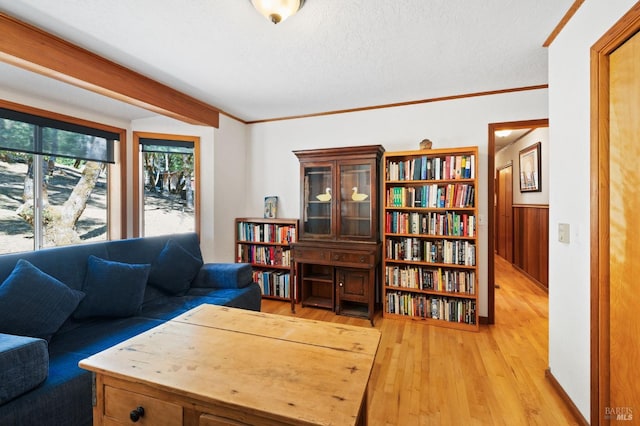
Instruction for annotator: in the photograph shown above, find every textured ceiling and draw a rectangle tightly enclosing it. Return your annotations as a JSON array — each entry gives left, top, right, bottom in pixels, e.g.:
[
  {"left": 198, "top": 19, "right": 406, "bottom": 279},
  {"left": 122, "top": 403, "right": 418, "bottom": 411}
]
[{"left": 0, "top": 0, "right": 574, "bottom": 123}]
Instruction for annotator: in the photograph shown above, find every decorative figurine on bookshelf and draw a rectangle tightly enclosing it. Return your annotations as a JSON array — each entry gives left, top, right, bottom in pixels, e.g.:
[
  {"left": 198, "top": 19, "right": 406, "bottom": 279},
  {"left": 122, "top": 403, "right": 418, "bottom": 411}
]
[
  {"left": 351, "top": 187, "right": 368, "bottom": 201},
  {"left": 316, "top": 187, "right": 332, "bottom": 201},
  {"left": 419, "top": 138, "right": 433, "bottom": 150},
  {"left": 264, "top": 196, "right": 278, "bottom": 218}
]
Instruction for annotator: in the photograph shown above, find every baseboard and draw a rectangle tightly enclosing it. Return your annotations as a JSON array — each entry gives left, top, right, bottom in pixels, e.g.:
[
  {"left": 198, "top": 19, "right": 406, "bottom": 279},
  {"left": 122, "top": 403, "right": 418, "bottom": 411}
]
[
  {"left": 513, "top": 264, "right": 549, "bottom": 292},
  {"left": 545, "top": 368, "right": 589, "bottom": 425}
]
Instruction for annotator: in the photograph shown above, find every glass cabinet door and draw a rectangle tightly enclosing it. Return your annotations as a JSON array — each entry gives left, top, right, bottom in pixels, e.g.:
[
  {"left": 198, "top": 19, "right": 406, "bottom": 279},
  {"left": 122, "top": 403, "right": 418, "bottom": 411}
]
[
  {"left": 339, "top": 161, "right": 373, "bottom": 239},
  {"left": 302, "top": 164, "right": 333, "bottom": 238}
]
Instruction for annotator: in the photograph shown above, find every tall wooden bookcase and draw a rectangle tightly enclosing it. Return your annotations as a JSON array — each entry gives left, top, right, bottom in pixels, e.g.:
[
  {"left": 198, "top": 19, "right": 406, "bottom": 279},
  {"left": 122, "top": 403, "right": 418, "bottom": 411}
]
[
  {"left": 235, "top": 218, "right": 298, "bottom": 312},
  {"left": 382, "top": 147, "right": 479, "bottom": 330}
]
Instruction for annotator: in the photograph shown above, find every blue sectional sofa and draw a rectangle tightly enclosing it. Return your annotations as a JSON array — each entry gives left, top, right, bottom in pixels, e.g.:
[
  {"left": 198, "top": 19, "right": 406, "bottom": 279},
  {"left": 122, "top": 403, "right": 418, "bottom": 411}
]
[{"left": 0, "top": 232, "right": 261, "bottom": 426}]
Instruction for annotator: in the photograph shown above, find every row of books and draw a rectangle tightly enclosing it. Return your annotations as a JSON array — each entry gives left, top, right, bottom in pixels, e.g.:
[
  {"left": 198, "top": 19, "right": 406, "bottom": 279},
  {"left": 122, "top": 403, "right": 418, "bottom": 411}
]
[
  {"left": 386, "top": 184, "right": 474, "bottom": 208},
  {"left": 386, "top": 292, "right": 477, "bottom": 324},
  {"left": 385, "top": 266, "right": 475, "bottom": 294},
  {"left": 386, "top": 154, "right": 475, "bottom": 181},
  {"left": 253, "top": 270, "right": 292, "bottom": 298},
  {"left": 385, "top": 211, "right": 476, "bottom": 237},
  {"left": 237, "top": 222, "right": 297, "bottom": 244},
  {"left": 385, "top": 238, "right": 476, "bottom": 266},
  {"left": 237, "top": 245, "right": 291, "bottom": 267}
]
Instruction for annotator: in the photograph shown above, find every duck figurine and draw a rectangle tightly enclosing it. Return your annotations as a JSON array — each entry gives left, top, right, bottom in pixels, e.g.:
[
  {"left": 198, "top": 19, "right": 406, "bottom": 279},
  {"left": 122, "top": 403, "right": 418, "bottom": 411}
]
[
  {"left": 316, "top": 187, "right": 332, "bottom": 201},
  {"left": 351, "top": 187, "right": 368, "bottom": 201}
]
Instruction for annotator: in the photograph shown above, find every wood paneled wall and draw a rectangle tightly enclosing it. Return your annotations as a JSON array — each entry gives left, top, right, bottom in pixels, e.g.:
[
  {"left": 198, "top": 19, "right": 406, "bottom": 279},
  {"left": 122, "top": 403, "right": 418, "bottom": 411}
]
[{"left": 513, "top": 205, "right": 549, "bottom": 288}]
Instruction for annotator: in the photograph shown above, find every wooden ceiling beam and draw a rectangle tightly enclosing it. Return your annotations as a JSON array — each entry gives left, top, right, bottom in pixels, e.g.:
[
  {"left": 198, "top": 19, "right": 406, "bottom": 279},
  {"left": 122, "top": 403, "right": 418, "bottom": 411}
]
[{"left": 0, "top": 13, "right": 219, "bottom": 127}]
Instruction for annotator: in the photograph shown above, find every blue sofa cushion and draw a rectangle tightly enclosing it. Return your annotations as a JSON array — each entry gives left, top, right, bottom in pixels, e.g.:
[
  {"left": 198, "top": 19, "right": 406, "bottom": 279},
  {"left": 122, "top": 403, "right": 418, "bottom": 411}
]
[
  {"left": 148, "top": 239, "right": 203, "bottom": 295},
  {"left": 0, "top": 334, "right": 48, "bottom": 405},
  {"left": 0, "top": 259, "right": 85, "bottom": 340},
  {"left": 73, "top": 256, "right": 150, "bottom": 319}
]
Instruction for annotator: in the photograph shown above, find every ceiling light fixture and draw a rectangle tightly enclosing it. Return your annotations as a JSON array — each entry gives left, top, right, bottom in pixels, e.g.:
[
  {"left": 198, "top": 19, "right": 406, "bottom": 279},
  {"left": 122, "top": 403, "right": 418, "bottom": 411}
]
[
  {"left": 495, "top": 130, "right": 512, "bottom": 137},
  {"left": 250, "top": 0, "right": 305, "bottom": 24}
]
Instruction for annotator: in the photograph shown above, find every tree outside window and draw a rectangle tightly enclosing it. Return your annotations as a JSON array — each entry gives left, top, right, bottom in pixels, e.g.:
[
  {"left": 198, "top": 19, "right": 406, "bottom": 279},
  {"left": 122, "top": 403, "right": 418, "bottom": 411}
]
[
  {"left": 0, "top": 110, "right": 116, "bottom": 254},
  {"left": 137, "top": 135, "right": 198, "bottom": 237}
]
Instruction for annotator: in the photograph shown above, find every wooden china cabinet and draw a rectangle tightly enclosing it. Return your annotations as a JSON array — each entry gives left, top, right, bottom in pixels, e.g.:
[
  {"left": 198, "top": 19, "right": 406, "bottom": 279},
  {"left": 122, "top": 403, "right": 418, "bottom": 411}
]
[{"left": 291, "top": 145, "right": 384, "bottom": 325}]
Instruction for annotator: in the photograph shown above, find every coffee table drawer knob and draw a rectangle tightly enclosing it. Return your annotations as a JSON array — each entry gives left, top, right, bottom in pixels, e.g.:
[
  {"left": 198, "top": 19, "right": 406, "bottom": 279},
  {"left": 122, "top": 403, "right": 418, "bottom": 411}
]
[{"left": 130, "top": 406, "right": 145, "bottom": 422}]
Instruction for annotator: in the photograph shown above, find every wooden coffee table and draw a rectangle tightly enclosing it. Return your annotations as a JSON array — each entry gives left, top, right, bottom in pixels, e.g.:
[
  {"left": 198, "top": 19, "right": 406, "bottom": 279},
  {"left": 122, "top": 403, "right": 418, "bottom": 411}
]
[{"left": 79, "top": 304, "right": 380, "bottom": 425}]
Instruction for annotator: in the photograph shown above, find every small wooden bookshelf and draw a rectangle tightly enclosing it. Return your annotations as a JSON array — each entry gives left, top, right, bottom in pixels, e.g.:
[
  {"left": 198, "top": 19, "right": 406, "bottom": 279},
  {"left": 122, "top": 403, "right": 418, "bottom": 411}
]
[
  {"left": 235, "top": 217, "right": 298, "bottom": 312},
  {"left": 383, "top": 147, "right": 479, "bottom": 331}
]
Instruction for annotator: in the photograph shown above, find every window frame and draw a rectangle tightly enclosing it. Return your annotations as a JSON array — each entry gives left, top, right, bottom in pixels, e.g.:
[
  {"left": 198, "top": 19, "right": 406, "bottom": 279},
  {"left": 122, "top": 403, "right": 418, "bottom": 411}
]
[
  {"left": 132, "top": 131, "right": 200, "bottom": 238},
  {"left": 0, "top": 98, "right": 128, "bottom": 244}
]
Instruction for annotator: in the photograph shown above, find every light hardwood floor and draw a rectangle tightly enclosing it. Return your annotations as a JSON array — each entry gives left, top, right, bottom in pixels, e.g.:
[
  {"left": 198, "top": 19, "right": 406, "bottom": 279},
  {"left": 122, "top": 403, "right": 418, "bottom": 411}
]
[{"left": 261, "top": 256, "right": 579, "bottom": 425}]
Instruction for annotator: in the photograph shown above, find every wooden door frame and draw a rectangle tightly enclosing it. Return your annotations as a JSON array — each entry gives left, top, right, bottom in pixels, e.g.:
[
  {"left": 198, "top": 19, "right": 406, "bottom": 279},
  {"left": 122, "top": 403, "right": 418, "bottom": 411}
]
[
  {"left": 487, "top": 119, "right": 548, "bottom": 324},
  {"left": 590, "top": 4, "right": 640, "bottom": 424},
  {"left": 132, "top": 131, "right": 201, "bottom": 238}
]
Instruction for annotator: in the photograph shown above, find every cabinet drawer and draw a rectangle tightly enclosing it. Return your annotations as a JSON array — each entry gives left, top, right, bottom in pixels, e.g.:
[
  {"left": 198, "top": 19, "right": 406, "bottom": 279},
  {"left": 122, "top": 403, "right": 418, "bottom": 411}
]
[
  {"left": 293, "top": 247, "right": 330, "bottom": 263},
  {"left": 330, "top": 251, "right": 374, "bottom": 267},
  {"left": 104, "top": 386, "right": 182, "bottom": 425},
  {"left": 200, "top": 413, "right": 250, "bottom": 426}
]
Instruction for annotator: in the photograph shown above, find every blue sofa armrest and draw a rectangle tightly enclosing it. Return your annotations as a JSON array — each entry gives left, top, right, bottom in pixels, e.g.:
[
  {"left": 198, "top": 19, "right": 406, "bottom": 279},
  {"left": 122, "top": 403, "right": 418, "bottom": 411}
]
[
  {"left": 0, "top": 334, "right": 49, "bottom": 406},
  {"left": 192, "top": 263, "right": 253, "bottom": 289}
]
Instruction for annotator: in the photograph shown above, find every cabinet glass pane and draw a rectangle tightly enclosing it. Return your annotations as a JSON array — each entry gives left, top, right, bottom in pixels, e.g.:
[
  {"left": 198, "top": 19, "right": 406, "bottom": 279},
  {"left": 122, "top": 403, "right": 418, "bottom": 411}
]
[
  {"left": 303, "top": 166, "right": 332, "bottom": 236},
  {"left": 340, "top": 163, "right": 372, "bottom": 238}
]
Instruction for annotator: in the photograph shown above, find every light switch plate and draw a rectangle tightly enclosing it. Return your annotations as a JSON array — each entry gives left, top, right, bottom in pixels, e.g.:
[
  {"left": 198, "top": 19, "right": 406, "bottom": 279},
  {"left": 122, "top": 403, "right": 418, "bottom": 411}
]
[{"left": 558, "top": 223, "right": 570, "bottom": 244}]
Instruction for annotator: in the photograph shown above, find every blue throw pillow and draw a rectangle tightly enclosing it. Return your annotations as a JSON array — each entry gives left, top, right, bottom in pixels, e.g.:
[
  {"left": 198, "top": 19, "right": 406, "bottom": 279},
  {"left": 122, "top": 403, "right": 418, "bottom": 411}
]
[
  {"left": 148, "top": 239, "right": 203, "bottom": 295},
  {"left": 73, "top": 255, "right": 150, "bottom": 319},
  {"left": 0, "top": 259, "right": 85, "bottom": 340}
]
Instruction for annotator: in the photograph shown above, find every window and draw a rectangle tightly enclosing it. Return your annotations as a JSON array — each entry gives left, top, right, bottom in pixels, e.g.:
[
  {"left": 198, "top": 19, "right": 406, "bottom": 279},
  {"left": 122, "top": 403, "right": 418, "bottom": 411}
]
[
  {"left": 133, "top": 132, "right": 200, "bottom": 237},
  {"left": 0, "top": 105, "right": 121, "bottom": 254}
]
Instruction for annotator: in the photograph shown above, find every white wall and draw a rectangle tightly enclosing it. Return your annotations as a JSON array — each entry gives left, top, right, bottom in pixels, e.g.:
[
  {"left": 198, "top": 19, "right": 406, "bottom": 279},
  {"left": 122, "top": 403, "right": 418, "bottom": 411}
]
[
  {"left": 0, "top": 87, "right": 132, "bottom": 130},
  {"left": 548, "top": 0, "right": 637, "bottom": 419},
  {"left": 247, "top": 89, "right": 549, "bottom": 317},
  {"left": 495, "top": 127, "right": 550, "bottom": 205},
  {"left": 212, "top": 114, "right": 249, "bottom": 262}
]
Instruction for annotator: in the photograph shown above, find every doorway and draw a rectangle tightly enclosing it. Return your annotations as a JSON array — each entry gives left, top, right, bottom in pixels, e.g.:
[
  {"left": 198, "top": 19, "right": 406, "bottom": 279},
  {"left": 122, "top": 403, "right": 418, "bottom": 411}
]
[
  {"left": 487, "top": 118, "right": 548, "bottom": 324},
  {"left": 591, "top": 5, "right": 640, "bottom": 423}
]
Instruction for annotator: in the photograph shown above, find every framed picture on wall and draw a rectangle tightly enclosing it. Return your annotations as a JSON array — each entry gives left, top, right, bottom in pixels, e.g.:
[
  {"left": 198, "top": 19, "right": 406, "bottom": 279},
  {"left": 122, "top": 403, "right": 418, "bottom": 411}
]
[
  {"left": 519, "top": 142, "right": 541, "bottom": 192},
  {"left": 264, "top": 196, "right": 278, "bottom": 218}
]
